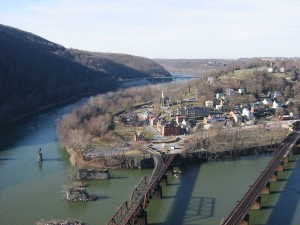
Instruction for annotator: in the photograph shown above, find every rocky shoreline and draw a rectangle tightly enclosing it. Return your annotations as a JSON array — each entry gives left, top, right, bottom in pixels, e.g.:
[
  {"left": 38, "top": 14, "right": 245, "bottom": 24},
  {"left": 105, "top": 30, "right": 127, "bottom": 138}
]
[
  {"left": 37, "top": 219, "right": 84, "bottom": 225},
  {"left": 66, "top": 144, "right": 278, "bottom": 171}
]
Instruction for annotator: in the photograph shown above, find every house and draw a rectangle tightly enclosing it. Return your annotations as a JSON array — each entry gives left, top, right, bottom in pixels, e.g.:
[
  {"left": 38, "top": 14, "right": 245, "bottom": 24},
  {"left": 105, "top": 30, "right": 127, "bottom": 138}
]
[
  {"left": 175, "top": 117, "right": 196, "bottom": 133},
  {"left": 226, "top": 88, "right": 235, "bottom": 96},
  {"left": 123, "top": 113, "right": 138, "bottom": 123},
  {"left": 238, "top": 88, "right": 246, "bottom": 94},
  {"left": 216, "top": 93, "right": 225, "bottom": 99},
  {"left": 279, "top": 67, "right": 285, "bottom": 73},
  {"left": 290, "top": 112, "right": 299, "bottom": 119},
  {"left": 215, "top": 99, "right": 224, "bottom": 111},
  {"left": 261, "top": 98, "right": 272, "bottom": 106},
  {"left": 149, "top": 115, "right": 158, "bottom": 126},
  {"left": 269, "top": 91, "right": 282, "bottom": 99},
  {"left": 205, "top": 100, "right": 214, "bottom": 108},
  {"left": 138, "top": 111, "right": 150, "bottom": 121},
  {"left": 241, "top": 108, "right": 255, "bottom": 120},
  {"left": 156, "top": 120, "right": 181, "bottom": 136},
  {"left": 249, "top": 103, "right": 271, "bottom": 116},
  {"left": 268, "top": 68, "right": 274, "bottom": 73},
  {"left": 181, "top": 119, "right": 192, "bottom": 134},
  {"left": 273, "top": 100, "right": 284, "bottom": 109},
  {"left": 203, "top": 115, "right": 227, "bottom": 126},
  {"left": 215, "top": 104, "right": 223, "bottom": 111},
  {"left": 229, "top": 111, "right": 240, "bottom": 123},
  {"left": 177, "top": 105, "right": 210, "bottom": 118},
  {"left": 175, "top": 115, "right": 187, "bottom": 124},
  {"left": 133, "top": 132, "right": 144, "bottom": 141}
]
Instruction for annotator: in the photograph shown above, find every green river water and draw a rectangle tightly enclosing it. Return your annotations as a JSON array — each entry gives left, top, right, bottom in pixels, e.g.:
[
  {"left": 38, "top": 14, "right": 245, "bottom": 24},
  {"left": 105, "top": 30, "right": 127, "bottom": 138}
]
[{"left": 1, "top": 99, "right": 300, "bottom": 225}]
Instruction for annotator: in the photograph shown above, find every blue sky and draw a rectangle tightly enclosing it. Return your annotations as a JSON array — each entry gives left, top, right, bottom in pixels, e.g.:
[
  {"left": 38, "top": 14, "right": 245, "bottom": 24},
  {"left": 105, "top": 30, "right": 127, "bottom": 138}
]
[{"left": 0, "top": 0, "right": 299, "bottom": 59}]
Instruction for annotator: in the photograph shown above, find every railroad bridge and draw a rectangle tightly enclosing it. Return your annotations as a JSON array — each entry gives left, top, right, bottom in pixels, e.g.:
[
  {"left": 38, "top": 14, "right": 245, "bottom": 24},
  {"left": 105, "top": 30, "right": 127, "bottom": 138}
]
[
  {"left": 107, "top": 150, "right": 176, "bottom": 225},
  {"left": 107, "top": 123, "right": 300, "bottom": 225},
  {"left": 221, "top": 127, "right": 300, "bottom": 225}
]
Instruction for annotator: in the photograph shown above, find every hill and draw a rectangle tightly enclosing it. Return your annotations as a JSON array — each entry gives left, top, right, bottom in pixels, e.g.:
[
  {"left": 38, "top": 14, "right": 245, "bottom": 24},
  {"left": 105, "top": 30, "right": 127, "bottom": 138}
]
[
  {"left": 66, "top": 50, "right": 171, "bottom": 80},
  {"left": 0, "top": 24, "right": 170, "bottom": 125},
  {"left": 154, "top": 58, "right": 262, "bottom": 76}
]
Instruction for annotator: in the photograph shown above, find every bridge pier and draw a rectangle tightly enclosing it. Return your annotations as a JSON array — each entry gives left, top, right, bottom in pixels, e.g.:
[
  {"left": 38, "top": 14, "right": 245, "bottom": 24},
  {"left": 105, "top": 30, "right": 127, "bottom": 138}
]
[
  {"left": 160, "top": 174, "right": 168, "bottom": 186},
  {"left": 269, "top": 170, "right": 278, "bottom": 182},
  {"left": 261, "top": 182, "right": 271, "bottom": 195},
  {"left": 153, "top": 185, "right": 162, "bottom": 199},
  {"left": 251, "top": 196, "right": 261, "bottom": 210},
  {"left": 135, "top": 209, "right": 147, "bottom": 225},
  {"left": 219, "top": 132, "right": 300, "bottom": 225},
  {"left": 278, "top": 155, "right": 291, "bottom": 172},
  {"left": 276, "top": 161, "right": 284, "bottom": 172},
  {"left": 240, "top": 214, "right": 249, "bottom": 225},
  {"left": 282, "top": 155, "right": 289, "bottom": 163}
]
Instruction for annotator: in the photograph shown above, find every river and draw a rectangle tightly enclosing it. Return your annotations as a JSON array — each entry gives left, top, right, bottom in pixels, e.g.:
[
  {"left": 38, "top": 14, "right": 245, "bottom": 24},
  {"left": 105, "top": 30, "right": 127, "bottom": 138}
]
[{"left": 1, "top": 91, "right": 300, "bottom": 225}]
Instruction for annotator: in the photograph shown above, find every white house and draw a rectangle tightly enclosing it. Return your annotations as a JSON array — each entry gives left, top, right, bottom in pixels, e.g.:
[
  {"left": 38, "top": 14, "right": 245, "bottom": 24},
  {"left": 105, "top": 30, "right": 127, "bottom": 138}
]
[
  {"left": 241, "top": 108, "right": 254, "bottom": 120},
  {"left": 273, "top": 100, "right": 284, "bottom": 109},
  {"left": 280, "top": 67, "right": 285, "bottom": 73},
  {"left": 205, "top": 100, "right": 214, "bottom": 108},
  {"left": 268, "top": 68, "right": 274, "bottom": 73},
  {"left": 216, "top": 93, "right": 225, "bottom": 99},
  {"left": 215, "top": 105, "right": 223, "bottom": 111},
  {"left": 238, "top": 88, "right": 246, "bottom": 94},
  {"left": 261, "top": 98, "right": 272, "bottom": 106}
]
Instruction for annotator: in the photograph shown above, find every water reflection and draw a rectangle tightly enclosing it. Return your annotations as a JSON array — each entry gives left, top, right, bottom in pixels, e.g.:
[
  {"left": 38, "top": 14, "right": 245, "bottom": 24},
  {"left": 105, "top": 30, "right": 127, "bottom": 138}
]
[
  {"left": 0, "top": 157, "right": 17, "bottom": 161},
  {"left": 38, "top": 161, "right": 43, "bottom": 170}
]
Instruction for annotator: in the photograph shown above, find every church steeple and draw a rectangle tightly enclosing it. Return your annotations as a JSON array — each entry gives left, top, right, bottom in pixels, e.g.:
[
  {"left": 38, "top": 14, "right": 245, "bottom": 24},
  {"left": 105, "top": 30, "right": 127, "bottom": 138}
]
[{"left": 161, "top": 90, "right": 165, "bottom": 107}]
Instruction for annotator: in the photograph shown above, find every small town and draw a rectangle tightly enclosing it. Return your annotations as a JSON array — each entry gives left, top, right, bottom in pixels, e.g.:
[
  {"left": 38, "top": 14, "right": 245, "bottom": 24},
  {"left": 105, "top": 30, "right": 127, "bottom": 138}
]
[
  {"left": 37, "top": 60, "right": 300, "bottom": 225},
  {"left": 76, "top": 64, "right": 297, "bottom": 170},
  {"left": 2, "top": 1, "right": 300, "bottom": 224}
]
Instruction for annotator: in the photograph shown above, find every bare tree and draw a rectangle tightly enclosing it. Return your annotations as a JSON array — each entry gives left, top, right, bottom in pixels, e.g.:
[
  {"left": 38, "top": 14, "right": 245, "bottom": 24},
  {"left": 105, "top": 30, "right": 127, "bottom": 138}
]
[
  {"left": 56, "top": 113, "right": 80, "bottom": 144},
  {"left": 68, "top": 129, "right": 92, "bottom": 157},
  {"left": 86, "top": 113, "right": 111, "bottom": 136}
]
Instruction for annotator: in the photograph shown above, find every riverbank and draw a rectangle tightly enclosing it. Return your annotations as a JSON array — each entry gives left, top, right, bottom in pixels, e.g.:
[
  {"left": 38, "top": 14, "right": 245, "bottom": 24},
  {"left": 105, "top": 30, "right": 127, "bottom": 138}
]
[
  {"left": 2, "top": 95, "right": 300, "bottom": 225},
  {"left": 65, "top": 142, "right": 280, "bottom": 171},
  {"left": 0, "top": 91, "right": 97, "bottom": 127},
  {"left": 66, "top": 147, "right": 154, "bottom": 169}
]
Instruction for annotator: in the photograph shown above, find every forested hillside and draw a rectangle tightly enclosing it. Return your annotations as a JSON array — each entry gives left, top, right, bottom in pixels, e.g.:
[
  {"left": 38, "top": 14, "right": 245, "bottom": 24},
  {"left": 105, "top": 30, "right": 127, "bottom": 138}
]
[
  {"left": 0, "top": 24, "right": 171, "bottom": 125},
  {"left": 67, "top": 50, "right": 171, "bottom": 80}
]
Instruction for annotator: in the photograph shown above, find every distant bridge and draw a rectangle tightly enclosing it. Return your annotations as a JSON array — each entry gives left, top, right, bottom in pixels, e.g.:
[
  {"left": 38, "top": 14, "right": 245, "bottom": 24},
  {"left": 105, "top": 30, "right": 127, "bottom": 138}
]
[{"left": 146, "top": 76, "right": 197, "bottom": 82}]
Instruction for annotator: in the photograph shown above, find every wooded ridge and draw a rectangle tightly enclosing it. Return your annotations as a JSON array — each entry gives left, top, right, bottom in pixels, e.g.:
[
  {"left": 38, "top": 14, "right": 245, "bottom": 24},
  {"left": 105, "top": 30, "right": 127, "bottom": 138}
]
[{"left": 0, "top": 24, "right": 171, "bottom": 125}]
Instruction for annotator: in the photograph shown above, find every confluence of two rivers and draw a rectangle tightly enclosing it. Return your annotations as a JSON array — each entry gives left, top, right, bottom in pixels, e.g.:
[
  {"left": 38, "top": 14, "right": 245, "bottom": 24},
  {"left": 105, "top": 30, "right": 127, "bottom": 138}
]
[{"left": 1, "top": 96, "right": 300, "bottom": 225}]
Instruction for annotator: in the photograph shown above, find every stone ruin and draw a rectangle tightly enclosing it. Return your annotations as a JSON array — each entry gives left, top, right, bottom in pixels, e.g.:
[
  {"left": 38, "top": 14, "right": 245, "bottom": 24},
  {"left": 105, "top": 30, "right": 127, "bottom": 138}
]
[
  {"left": 62, "top": 187, "right": 97, "bottom": 202},
  {"left": 77, "top": 168, "right": 110, "bottom": 180},
  {"left": 37, "top": 219, "right": 84, "bottom": 225}
]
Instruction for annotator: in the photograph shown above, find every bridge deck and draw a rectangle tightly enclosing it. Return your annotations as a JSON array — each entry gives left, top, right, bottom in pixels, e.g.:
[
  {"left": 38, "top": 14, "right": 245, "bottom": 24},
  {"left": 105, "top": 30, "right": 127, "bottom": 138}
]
[
  {"left": 221, "top": 131, "right": 300, "bottom": 225},
  {"left": 107, "top": 152, "right": 176, "bottom": 225}
]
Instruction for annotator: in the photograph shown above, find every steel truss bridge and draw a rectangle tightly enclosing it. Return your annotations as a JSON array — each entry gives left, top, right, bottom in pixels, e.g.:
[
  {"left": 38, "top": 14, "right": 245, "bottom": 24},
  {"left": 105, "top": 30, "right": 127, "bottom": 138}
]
[{"left": 107, "top": 150, "right": 176, "bottom": 225}]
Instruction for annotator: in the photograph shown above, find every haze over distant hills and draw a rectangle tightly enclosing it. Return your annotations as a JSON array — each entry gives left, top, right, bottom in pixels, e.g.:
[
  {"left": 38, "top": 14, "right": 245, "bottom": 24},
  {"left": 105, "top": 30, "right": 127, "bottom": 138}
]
[{"left": 0, "top": 24, "right": 171, "bottom": 125}]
